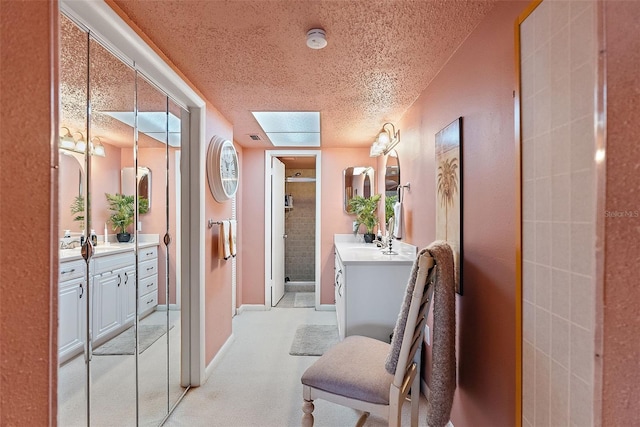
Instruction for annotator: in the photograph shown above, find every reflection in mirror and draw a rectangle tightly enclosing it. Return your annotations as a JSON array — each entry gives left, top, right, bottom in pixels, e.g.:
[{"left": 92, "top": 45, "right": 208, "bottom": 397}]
[
  {"left": 385, "top": 149, "right": 400, "bottom": 197},
  {"left": 88, "top": 34, "right": 137, "bottom": 425},
  {"left": 343, "top": 166, "right": 375, "bottom": 213},
  {"left": 58, "top": 13, "right": 89, "bottom": 427},
  {"left": 121, "top": 166, "right": 152, "bottom": 210}
]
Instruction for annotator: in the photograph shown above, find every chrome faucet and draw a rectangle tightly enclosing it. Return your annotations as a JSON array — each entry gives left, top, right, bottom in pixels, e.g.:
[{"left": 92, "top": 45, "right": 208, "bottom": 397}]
[{"left": 60, "top": 239, "right": 82, "bottom": 249}]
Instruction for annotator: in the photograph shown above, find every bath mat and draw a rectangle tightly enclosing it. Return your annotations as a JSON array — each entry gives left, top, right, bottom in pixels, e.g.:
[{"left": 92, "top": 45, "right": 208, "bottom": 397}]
[
  {"left": 93, "top": 324, "right": 173, "bottom": 356},
  {"left": 289, "top": 324, "right": 339, "bottom": 356},
  {"left": 294, "top": 292, "right": 315, "bottom": 308}
]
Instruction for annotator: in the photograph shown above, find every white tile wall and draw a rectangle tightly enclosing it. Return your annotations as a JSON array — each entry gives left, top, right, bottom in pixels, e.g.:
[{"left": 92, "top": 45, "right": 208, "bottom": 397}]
[{"left": 520, "top": 1, "right": 597, "bottom": 425}]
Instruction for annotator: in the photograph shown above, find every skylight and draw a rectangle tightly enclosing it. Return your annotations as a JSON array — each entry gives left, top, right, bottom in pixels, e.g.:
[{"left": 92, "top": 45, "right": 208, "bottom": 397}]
[
  {"left": 251, "top": 111, "right": 321, "bottom": 147},
  {"left": 102, "top": 111, "right": 182, "bottom": 147}
]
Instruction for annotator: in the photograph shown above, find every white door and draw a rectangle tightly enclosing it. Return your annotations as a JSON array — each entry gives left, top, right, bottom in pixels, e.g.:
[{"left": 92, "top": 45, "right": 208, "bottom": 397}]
[{"left": 271, "top": 157, "right": 286, "bottom": 306}]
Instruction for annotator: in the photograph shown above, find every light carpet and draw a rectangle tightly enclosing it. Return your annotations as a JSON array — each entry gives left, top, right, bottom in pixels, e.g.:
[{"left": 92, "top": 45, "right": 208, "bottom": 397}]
[
  {"left": 163, "top": 308, "right": 430, "bottom": 426},
  {"left": 93, "top": 324, "right": 173, "bottom": 355},
  {"left": 289, "top": 324, "right": 339, "bottom": 356}
]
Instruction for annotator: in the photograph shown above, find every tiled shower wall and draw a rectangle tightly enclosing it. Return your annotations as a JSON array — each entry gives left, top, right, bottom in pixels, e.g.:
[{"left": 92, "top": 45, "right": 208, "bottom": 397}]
[
  {"left": 284, "top": 169, "right": 316, "bottom": 281},
  {"left": 521, "top": 1, "right": 597, "bottom": 426}
]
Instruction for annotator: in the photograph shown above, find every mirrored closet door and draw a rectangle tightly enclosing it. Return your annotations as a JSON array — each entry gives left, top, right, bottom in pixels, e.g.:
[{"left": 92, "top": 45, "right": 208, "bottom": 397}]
[{"left": 57, "top": 11, "right": 189, "bottom": 426}]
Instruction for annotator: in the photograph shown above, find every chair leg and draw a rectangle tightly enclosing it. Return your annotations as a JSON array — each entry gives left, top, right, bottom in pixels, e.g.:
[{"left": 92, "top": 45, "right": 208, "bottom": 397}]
[
  {"left": 355, "top": 412, "right": 370, "bottom": 427},
  {"left": 302, "top": 399, "right": 315, "bottom": 427}
]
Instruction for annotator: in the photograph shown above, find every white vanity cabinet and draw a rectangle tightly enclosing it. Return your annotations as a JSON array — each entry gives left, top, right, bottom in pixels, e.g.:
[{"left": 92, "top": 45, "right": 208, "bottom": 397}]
[
  {"left": 138, "top": 246, "right": 158, "bottom": 317},
  {"left": 58, "top": 242, "right": 160, "bottom": 361},
  {"left": 92, "top": 251, "right": 136, "bottom": 346},
  {"left": 58, "top": 259, "right": 87, "bottom": 364},
  {"left": 334, "top": 236, "right": 416, "bottom": 343}
]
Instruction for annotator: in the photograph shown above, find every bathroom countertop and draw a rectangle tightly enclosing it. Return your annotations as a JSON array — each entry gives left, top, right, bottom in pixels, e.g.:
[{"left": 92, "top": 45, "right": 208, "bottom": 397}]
[
  {"left": 334, "top": 234, "right": 417, "bottom": 265},
  {"left": 59, "top": 240, "right": 159, "bottom": 262}
]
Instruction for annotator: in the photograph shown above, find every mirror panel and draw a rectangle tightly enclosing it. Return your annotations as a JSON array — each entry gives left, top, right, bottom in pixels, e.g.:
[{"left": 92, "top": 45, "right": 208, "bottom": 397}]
[
  {"left": 136, "top": 73, "right": 170, "bottom": 425},
  {"left": 167, "top": 98, "right": 187, "bottom": 408},
  {"left": 88, "top": 36, "right": 137, "bottom": 425},
  {"left": 343, "top": 166, "right": 375, "bottom": 213},
  {"left": 58, "top": 13, "right": 89, "bottom": 426}
]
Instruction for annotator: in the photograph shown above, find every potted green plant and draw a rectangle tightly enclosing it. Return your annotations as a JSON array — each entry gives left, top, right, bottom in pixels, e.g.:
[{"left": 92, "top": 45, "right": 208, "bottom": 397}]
[
  {"left": 106, "top": 193, "right": 149, "bottom": 242},
  {"left": 70, "top": 195, "right": 85, "bottom": 231},
  {"left": 348, "top": 194, "right": 381, "bottom": 243},
  {"left": 385, "top": 195, "right": 397, "bottom": 224}
]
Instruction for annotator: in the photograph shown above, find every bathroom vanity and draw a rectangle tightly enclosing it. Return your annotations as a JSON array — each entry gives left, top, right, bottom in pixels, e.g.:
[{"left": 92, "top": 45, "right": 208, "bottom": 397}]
[
  {"left": 333, "top": 234, "right": 417, "bottom": 343},
  {"left": 58, "top": 239, "right": 159, "bottom": 364}
]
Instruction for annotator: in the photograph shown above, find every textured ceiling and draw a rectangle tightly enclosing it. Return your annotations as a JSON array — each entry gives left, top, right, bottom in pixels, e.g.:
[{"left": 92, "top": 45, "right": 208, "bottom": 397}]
[{"left": 110, "top": 0, "right": 497, "bottom": 148}]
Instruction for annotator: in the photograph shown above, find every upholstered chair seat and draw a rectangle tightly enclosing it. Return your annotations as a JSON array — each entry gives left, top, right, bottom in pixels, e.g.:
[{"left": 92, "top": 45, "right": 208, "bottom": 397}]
[{"left": 301, "top": 336, "right": 393, "bottom": 405}]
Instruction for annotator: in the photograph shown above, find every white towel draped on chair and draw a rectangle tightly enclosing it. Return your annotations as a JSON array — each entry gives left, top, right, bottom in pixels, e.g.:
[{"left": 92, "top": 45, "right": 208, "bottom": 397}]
[
  {"left": 219, "top": 220, "right": 231, "bottom": 260},
  {"left": 229, "top": 219, "right": 237, "bottom": 257}
]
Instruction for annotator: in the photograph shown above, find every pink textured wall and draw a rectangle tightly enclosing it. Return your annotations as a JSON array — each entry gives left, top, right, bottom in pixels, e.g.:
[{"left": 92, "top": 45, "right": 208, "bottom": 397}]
[
  {"left": 396, "top": 2, "right": 526, "bottom": 426},
  {"left": 0, "top": 1, "right": 57, "bottom": 424},
  {"left": 602, "top": 1, "right": 640, "bottom": 423},
  {"left": 204, "top": 102, "right": 234, "bottom": 363},
  {"left": 238, "top": 148, "right": 266, "bottom": 304}
]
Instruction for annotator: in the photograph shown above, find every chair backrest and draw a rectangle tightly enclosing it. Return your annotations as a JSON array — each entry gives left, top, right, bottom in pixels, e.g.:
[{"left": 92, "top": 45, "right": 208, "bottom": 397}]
[{"left": 392, "top": 253, "right": 436, "bottom": 388}]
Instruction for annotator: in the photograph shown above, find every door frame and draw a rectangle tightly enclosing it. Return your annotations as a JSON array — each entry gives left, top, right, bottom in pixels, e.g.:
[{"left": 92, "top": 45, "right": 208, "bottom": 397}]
[
  {"left": 264, "top": 150, "right": 322, "bottom": 309},
  {"left": 61, "top": 0, "right": 207, "bottom": 386}
]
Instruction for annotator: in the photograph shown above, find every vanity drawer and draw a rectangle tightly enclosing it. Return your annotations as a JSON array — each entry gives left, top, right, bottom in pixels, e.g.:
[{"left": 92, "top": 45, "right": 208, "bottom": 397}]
[
  {"left": 139, "top": 289, "right": 158, "bottom": 315},
  {"left": 139, "top": 274, "right": 158, "bottom": 294},
  {"left": 139, "top": 246, "right": 158, "bottom": 262},
  {"left": 138, "top": 258, "right": 157, "bottom": 279},
  {"left": 94, "top": 252, "right": 134, "bottom": 274},
  {"left": 59, "top": 259, "right": 87, "bottom": 282}
]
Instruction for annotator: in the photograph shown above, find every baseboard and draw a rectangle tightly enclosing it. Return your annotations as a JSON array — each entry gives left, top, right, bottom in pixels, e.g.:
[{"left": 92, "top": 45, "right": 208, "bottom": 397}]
[
  {"left": 237, "top": 304, "right": 267, "bottom": 313},
  {"left": 204, "top": 333, "right": 235, "bottom": 382},
  {"left": 316, "top": 304, "right": 336, "bottom": 311}
]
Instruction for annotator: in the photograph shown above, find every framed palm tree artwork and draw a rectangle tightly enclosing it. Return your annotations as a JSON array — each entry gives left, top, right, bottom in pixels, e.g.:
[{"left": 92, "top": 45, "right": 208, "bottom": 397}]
[{"left": 435, "top": 117, "right": 463, "bottom": 294}]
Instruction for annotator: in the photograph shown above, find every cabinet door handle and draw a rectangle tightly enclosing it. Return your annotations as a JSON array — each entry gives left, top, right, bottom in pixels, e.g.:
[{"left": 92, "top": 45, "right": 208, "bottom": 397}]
[
  {"left": 146, "top": 299, "right": 154, "bottom": 305},
  {"left": 61, "top": 268, "right": 76, "bottom": 275},
  {"left": 338, "top": 284, "right": 342, "bottom": 297},
  {"left": 146, "top": 267, "right": 154, "bottom": 272},
  {"left": 124, "top": 272, "right": 129, "bottom": 284},
  {"left": 79, "top": 283, "right": 83, "bottom": 299},
  {"left": 146, "top": 251, "right": 154, "bottom": 256},
  {"left": 117, "top": 275, "right": 122, "bottom": 287},
  {"left": 146, "top": 282, "right": 154, "bottom": 288}
]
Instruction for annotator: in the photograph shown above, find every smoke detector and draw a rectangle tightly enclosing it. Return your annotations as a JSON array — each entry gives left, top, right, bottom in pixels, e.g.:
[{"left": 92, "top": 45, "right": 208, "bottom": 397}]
[{"left": 306, "top": 28, "right": 327, "bottom": 50}]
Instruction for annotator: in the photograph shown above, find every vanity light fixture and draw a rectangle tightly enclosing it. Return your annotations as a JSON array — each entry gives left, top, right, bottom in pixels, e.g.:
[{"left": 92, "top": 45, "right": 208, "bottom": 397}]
[
  {"left": 369, "top": 122, "right": 400, "bottom": 157},
  {"left": 58, "top": 128, "right": 106, "bottom": 157},
  {"left": 91, "top": 136, "right": 106, "bottom": 157},
  {"left": 59, "top": 127, "right": 76, "bottom": 150},
  {"left": 74, "top": 131, "right": 87, "bottom": 153}
]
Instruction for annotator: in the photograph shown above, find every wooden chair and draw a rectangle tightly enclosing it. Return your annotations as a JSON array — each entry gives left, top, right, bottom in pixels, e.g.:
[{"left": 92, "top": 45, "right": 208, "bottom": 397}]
[{"left": 301, "top": 252, "right": 435, "bottom": 427}]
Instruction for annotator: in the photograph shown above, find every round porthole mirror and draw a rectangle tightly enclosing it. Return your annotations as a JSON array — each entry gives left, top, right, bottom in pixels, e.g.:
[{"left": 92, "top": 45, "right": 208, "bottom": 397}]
[{"left": 206, "top": 136, "right": 239, "bottom": 202}]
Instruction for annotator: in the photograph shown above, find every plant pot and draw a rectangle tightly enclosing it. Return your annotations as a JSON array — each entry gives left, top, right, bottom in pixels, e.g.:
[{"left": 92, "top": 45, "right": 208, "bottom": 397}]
[
  {"left": 116, "top": 232, "right": 131, "bottom": 243},
  {"left": 363, "top": 233, "right": 376, "bottom": 243}
]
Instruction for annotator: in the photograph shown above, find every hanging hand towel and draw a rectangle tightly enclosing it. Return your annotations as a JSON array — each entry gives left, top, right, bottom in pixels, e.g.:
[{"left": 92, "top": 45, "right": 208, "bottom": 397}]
[
  {"left": 393, "top": 201, "right": 403, "bottom": 239},
  {"left": 229, "top": 219, "right": 237, "bottom": 257},
  {"left": 218, "top": 221, "right": 231, "bottom": 260}
]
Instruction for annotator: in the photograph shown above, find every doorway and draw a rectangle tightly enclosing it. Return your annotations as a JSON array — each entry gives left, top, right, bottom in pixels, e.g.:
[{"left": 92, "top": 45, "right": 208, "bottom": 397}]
[{"left": 264, "top": 150, "right": 321, "bottom": 309}]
